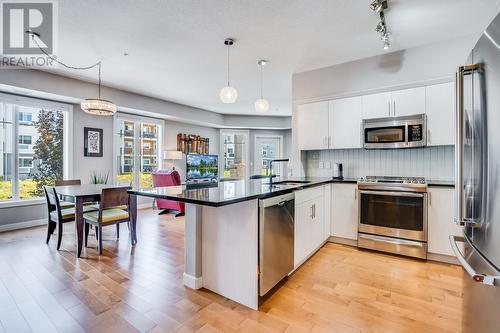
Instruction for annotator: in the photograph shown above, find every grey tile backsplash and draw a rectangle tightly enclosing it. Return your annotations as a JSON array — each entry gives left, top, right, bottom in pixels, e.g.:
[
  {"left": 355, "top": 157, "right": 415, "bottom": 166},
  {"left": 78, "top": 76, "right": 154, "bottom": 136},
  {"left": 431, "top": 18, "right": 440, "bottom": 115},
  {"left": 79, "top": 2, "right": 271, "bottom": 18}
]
[{"left": 305, "top": 146, "right": 454, "bottom": 181}]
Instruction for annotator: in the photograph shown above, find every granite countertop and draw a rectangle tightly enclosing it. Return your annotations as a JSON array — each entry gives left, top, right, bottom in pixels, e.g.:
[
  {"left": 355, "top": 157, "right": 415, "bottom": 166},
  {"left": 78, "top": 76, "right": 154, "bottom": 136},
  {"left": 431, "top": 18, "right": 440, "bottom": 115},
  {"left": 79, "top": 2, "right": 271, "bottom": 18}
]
[{"left": 128, "top": 177, "right": 334, "bottom": 207}]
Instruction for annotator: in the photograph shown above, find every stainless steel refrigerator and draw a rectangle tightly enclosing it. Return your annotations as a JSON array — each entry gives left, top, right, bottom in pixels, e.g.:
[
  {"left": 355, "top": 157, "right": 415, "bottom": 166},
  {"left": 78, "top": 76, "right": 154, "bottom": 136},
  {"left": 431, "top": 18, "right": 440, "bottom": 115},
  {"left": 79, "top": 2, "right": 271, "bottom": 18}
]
[{"left": 451, "top": 11, "right": 500, "bottom": 333}]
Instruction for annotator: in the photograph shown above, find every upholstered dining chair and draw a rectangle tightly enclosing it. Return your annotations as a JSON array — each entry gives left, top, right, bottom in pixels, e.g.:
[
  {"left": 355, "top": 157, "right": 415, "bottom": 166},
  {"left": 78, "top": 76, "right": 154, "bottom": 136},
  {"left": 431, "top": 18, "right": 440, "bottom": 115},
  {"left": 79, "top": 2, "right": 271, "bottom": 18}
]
[
  {"left": 44, "top": 186, "right": 97, "bottom": 250},
  {"left": 83, "top": 187, "right": 132, "bottom": 255}
]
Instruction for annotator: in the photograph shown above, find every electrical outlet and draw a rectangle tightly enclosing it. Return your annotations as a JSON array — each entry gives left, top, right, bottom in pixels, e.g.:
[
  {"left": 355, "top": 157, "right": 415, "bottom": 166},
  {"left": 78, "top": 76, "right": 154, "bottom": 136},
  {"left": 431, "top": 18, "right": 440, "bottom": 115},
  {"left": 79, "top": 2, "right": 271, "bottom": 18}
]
[
  {"left": 319, "top": 161, "right": 324, "bottom": 169},
  {"left": 325, "top": 161, "right": 331, "bottom": 169}
]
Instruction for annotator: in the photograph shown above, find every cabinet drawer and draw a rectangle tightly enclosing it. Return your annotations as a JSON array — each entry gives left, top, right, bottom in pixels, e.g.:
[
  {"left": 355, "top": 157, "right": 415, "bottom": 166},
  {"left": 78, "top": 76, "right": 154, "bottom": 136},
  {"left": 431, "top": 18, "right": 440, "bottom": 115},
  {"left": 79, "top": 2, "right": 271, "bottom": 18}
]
[{"left": 295, "top": 185, "right": 324, "bottom": 205}]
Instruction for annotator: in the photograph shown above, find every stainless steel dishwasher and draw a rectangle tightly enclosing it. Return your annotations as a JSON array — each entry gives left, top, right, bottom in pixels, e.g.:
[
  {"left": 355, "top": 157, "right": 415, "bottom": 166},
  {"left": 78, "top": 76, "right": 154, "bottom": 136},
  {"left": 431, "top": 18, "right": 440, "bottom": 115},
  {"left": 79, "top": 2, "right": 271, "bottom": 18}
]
[{"left": 258, "top": 192, "right": 295, "bottom": 296}]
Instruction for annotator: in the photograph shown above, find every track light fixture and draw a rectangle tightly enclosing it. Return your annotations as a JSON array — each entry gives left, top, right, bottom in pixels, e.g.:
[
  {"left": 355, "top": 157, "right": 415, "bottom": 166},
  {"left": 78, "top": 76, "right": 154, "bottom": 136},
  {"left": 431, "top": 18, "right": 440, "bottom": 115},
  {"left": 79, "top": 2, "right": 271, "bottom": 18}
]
[
  {"left": 370, "top": 1, "right": 391, "bottom": 50},
  {"left": 369, "top": 0, "right": 387, "bottom": 13},
  {"left": 375, "top": 21, "right": 386, "bottom": 34},
  {"left": 381, "top": 32, "right": 391, "bottom": 50}
]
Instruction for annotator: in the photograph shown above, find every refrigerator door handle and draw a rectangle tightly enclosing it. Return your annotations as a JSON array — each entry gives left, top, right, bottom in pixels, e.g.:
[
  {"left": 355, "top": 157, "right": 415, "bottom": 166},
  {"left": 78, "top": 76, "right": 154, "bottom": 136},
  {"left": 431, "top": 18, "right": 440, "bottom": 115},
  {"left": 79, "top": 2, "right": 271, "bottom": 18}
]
[
  {"left": 449, "top": 235, "right": 500, "bottom": 286},
  {"left": 455, "top": 65, "right": 481, "bottom": 227}
]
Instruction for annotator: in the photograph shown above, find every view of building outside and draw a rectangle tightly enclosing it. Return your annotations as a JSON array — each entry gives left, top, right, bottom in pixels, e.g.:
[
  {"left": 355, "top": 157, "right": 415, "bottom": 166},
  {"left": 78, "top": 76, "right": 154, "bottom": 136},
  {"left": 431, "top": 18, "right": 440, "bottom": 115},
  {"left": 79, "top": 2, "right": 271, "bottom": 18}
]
[
  {"left": 116, "top": 119, "right": 159, "bottom": 188},
  {"left": 222, "top": 131, "right": 247, "bottom": 179},
  {"left": 0, "top": 100, "right": 65, "bottom": 201}
]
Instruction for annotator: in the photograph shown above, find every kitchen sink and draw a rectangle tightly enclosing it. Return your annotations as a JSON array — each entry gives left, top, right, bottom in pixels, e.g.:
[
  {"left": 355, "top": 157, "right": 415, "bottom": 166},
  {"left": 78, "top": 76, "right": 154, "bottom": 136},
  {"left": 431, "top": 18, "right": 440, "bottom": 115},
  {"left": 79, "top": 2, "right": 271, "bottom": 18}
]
[{"left": 271, "top": 180, "right": 311, "bottom": 185}]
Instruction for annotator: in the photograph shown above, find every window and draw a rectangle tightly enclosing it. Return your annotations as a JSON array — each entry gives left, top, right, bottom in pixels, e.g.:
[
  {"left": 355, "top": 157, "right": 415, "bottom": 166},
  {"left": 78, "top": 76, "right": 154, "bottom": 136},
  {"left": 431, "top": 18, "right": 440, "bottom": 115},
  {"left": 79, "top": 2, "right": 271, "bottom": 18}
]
[
  {"left": 254, "top": 135, "right": 283, "bottom": 176},
  {"left": 220, "top": 130, "right": 249, "bottom": 179},
  {"left": 0, "top": 93, "right": 71, "bottom": 202},
  {"left": 18, "top": 135, "right": 32, "bottom": 145},
  {"left": 19, "top": 158, "right": 33, "bottom": 168},
  {"left": 18, "top": 112, "right": 32, "bottom": 122},
  {"left": 115, "top": 116, "right": 162, "bottom": 189}
]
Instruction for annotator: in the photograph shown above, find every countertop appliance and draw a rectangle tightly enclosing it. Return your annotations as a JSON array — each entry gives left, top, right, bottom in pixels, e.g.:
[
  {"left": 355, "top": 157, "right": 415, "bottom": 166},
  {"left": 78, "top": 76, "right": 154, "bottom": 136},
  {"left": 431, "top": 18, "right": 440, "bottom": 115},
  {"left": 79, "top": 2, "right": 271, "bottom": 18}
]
[
  {"left": 362, "top": 114, "right": 427, "bottom": 149},
  {"left": 258, "top": 192, "right": 294, "bottom": 296},
  {"left": 449, "top": 11, "right": 500, "bottom": 333},
  {"left": 357, "top": 176, "right": 428, "bottom": 259},
  {"left": 333, "top": 163, "right": 343, "bottom": 179}
]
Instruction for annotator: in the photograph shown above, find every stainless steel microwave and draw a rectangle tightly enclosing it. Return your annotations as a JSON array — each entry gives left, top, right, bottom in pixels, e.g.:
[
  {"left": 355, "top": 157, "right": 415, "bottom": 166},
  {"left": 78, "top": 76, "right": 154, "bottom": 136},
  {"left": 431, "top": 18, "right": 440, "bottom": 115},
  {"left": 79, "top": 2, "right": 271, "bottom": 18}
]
[{"left": 361, "top": 114, "right": 427, "bottom": 149}]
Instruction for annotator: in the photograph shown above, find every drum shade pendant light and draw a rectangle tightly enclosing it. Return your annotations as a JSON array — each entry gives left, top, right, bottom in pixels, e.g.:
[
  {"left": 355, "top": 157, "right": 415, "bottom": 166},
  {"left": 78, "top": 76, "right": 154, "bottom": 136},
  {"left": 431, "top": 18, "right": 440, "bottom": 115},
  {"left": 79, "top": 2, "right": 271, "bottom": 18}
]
[
  {"left": 255, "top": 60, "right": 269, "bottom": 113},
  {"left": 80, "top": 63, "right": 117, "bottom": 116},
  {"left": 219, "top": 38, "right": 238, "bottom": 104}
]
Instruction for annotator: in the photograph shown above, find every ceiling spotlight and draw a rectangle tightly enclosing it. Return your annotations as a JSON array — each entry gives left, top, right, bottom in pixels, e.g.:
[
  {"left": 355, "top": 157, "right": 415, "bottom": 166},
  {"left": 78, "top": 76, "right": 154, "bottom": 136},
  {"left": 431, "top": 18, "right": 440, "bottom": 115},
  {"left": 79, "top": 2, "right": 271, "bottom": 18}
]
[
  {"left": 370, "top": 0, "right": 387, "bottom": 13},
  {"left": 375, "top": 21, "right": 386, "bottom": 34}
]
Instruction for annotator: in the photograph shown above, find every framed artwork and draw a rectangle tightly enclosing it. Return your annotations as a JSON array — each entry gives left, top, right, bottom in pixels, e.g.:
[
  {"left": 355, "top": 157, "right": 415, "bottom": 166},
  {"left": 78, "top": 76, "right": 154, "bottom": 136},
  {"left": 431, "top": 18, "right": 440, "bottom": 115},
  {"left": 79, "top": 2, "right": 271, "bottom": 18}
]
[{"left": 84, "top": 127, "right": 103, "bottom": 157}]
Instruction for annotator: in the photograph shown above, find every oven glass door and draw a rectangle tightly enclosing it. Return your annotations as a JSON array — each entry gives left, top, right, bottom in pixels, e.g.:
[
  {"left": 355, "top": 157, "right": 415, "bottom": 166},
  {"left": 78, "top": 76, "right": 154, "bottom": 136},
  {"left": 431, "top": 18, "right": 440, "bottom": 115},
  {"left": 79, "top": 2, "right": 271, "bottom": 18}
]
[
  {"left": 359, "top": 190, "right": 426, "bottom": 241},
  {"left": 364, "top": 126, "right": 405, "bottom": 144}
]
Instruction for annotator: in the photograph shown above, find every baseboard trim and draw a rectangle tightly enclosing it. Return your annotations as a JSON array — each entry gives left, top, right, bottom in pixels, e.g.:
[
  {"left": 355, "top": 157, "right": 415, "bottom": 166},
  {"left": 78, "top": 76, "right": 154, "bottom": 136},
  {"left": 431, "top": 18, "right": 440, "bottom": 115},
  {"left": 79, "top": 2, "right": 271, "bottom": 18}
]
[
  {"left": 427, "top": 252, "right": 459, "bottom": 265},
  {"left": 183, "top": 273, "right": 203, "bottom": 289},
  {"left": 328, "top": 236, "right": 358, "bottom": 247},
  {"left": 0, "top": 218, "right": 46, "bottom": 233}
]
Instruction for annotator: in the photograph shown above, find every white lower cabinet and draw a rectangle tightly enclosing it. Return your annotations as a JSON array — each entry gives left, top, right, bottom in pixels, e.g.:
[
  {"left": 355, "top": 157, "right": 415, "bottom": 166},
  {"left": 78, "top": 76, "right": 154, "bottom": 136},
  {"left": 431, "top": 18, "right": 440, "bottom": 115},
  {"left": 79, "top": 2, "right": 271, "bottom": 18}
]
[
  {"left": 294, "top": 185, "right": 327, "bottom": 267},
  {"left": 331, "top": 183, "right": 358, "bottom": 240},
  {"left": 428, "top": 187, "right": 463, "bottom": 256}
]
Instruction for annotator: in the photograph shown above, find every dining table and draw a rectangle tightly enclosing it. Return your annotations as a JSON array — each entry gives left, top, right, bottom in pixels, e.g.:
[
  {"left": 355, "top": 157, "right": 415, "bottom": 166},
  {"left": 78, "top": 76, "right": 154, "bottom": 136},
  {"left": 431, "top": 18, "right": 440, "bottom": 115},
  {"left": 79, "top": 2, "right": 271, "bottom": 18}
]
[{"left": 54, "top": 184, "right": 137, "bottom": 257}]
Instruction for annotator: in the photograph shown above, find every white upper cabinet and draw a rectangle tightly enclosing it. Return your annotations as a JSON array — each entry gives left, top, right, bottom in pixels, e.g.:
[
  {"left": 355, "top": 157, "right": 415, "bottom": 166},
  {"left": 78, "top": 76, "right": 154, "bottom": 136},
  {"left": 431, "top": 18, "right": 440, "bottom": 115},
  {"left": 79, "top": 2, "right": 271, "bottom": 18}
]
[
  {"left": 296, "top": 101, "right": 329, "bottom": 150},
  {"left": 362, "top": 87, "right": 426, "bottom": 119},
  {"left": 296, "top": 83, "right": 455, "bottom": 150},
  {"left": 362, "top": 92, "right": 392, "bottom": 119},
  {"left": 426, "top": 82, "right": 455, "bottom": 146},
  {"left": 391, "top": 87, "right": 426, "bottom": 117},
  {"left": 329, "top": 97, "right": 362, "bottom": 149}
]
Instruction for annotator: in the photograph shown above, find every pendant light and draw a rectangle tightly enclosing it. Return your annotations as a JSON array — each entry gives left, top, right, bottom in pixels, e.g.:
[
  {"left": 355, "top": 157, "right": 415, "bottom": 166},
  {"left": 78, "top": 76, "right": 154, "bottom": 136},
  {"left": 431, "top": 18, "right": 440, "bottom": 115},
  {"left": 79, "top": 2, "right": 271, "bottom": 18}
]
[
  {"left": 255, "top": 60, "right": 269, "bottom": 113},
  {"left": 81, "top": 62, "right": 117, "bottom": 116},
  {"left": 26, "top": 30, "right": 117, "bottom": 116},
  {"left": 219, "top": 38, "right": 238, "bottom": 104}
]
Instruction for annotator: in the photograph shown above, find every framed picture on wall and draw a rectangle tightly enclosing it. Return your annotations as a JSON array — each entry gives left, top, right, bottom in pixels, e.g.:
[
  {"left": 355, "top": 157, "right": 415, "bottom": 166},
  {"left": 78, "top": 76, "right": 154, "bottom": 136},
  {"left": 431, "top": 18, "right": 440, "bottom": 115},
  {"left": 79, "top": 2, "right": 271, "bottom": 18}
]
[{"left": 84, "top": 127, "right": 103, "bottom": 157}]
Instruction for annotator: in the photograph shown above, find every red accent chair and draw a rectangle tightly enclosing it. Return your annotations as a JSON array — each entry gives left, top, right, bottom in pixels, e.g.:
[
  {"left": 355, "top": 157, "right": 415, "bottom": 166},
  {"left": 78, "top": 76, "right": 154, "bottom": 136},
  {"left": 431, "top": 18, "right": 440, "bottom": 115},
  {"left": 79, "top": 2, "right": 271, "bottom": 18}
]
[{"left": 152, "top": 170, "right": 185, "bottom": 216}]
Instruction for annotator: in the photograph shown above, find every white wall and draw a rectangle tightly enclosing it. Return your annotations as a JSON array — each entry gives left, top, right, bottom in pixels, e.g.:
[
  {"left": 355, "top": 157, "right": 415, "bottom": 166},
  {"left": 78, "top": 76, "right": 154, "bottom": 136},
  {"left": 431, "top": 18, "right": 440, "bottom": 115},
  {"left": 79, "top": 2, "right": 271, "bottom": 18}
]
[
  {"left": 164, "top": 120, "right": 220, "bottom": 180},
  {"left": 291, "top": 35, "right": 478, "bottom": 177},
  {"left": 72, "top": 105, "right": 115, "bottom": 183}
]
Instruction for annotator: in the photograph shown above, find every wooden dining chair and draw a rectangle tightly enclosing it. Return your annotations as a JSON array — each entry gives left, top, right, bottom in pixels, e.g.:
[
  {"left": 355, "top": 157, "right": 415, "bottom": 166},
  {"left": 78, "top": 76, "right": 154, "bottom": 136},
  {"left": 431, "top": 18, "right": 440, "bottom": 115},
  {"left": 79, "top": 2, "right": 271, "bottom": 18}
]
[
  {"left": 44, "top": 186, "right": 98, "bottom": 250},
  {"left": 54, "top": 179, "right": 81, "bottom": 208},
  {"left": 83, "top": 187, "right": 133, "bottom": 255}
]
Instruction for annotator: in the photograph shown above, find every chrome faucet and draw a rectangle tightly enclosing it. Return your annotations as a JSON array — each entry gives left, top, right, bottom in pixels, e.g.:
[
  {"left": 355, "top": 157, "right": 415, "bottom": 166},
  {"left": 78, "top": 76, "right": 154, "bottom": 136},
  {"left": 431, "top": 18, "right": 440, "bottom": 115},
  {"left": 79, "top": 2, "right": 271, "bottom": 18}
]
[{"left": 269, "top": 159, "right": 289, "bottom": 184}]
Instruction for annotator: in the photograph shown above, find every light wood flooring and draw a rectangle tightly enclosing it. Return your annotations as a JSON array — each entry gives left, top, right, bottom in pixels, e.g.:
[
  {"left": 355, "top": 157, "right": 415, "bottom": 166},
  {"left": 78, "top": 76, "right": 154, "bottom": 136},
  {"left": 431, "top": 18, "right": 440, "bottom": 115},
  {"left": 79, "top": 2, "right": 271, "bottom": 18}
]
[{"left": 0, "top": 209, "right": 464, "bottom": 333}]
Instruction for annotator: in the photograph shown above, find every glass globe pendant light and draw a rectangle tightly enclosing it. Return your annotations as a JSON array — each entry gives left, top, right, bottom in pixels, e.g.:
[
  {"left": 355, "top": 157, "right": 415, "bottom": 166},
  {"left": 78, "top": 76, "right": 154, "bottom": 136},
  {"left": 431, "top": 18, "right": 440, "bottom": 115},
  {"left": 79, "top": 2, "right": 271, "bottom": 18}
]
[
  {"left": 219, "top": 38, "right": 238, "bottom": 103},
  {"left": 80, "top": 62, "right": 117, "bottom": 116},
  {"left": 255, "top": 60, "right": 269, "bottom": 112}
]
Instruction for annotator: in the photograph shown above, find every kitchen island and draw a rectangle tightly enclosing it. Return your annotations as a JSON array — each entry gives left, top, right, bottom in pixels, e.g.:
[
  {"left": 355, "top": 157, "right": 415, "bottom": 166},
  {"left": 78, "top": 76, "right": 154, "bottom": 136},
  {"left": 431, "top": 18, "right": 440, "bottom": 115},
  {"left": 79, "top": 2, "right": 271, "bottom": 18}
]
[{"left": 128, "top": 177, "right": 334, "bottom": 309}]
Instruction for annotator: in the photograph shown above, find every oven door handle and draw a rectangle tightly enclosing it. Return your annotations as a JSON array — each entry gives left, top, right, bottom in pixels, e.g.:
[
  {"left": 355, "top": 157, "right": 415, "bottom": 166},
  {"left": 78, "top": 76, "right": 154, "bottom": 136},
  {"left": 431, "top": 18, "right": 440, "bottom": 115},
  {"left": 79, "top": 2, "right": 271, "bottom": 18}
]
[{"left": 359, "top": 190, "right": 424, "bottom": 198}]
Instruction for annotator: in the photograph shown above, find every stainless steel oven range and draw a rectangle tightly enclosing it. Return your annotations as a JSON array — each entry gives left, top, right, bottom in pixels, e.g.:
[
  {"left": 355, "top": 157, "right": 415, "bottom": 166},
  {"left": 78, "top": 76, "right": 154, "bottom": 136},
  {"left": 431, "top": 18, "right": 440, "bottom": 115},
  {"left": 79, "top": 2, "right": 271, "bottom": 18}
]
[{"left": 357, "top": 176, "right": 428, "bottom": 259}]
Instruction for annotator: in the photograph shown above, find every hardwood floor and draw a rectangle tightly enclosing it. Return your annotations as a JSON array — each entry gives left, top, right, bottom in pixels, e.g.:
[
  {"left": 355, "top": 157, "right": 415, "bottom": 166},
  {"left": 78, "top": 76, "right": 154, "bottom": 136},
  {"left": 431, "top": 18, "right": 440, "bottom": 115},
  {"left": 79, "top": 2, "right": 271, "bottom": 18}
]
[{"left": 0, "top": 209, "right": 464, "bottom": 333}]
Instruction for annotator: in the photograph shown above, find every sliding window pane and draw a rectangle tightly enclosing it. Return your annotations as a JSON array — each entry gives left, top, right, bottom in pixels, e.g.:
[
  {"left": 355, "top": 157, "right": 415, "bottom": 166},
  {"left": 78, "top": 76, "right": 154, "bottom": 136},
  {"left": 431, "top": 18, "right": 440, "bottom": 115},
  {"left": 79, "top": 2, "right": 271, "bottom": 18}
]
[
  {"left": 18, "top": 105, "right": 64, "bottom": 199},
  {"left": 140, "top": 123, "right": 158, "bottom": 188},
  {"left": 116, "top": 120, "right": 135, "bottom": 186},
  {"left": 0, "top": 103, "right": 13, "bottom": 200}
]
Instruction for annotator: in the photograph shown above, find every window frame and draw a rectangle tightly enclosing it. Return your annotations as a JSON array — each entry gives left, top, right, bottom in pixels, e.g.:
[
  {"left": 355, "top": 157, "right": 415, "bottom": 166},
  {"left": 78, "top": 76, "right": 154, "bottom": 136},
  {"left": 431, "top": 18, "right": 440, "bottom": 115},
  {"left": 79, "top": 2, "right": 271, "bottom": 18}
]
[
  {"left": 0, "top": 92, "right": 73, "bottom": 207},
  {"left": 113, "top": 113, "right": 163, "bottom": 188}
]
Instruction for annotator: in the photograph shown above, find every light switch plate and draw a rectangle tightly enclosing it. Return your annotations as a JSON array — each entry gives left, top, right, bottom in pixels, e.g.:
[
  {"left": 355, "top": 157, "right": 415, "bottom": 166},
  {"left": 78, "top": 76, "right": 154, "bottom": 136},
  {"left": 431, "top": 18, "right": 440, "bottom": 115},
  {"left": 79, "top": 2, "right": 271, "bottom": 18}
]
[
  {"left": 325, "top": 161, "right": 331, "bottom": 169},
  {"left": 318, "top": 161, "right": 324, "bottom": 169}
]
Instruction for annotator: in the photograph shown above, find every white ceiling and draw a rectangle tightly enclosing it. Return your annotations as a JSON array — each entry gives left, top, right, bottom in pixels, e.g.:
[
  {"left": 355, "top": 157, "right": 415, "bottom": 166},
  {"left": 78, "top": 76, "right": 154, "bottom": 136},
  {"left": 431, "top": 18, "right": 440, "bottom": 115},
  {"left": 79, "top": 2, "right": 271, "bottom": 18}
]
[{"left": 45, "top": 0, "right": 499, "bottom": 116}]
